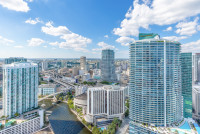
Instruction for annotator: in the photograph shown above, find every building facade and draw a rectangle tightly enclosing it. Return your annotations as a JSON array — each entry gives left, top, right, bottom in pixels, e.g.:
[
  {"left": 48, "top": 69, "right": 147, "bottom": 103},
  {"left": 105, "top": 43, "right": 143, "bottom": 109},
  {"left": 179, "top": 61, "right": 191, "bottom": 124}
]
[
  {"left": 195, "top": 53, "right": 200, "bottom": 83},
  {"left": 0, "top": 109, "right": 44, "bottom": 134},
  {"left": 192, "top": 54, "right": 197, "bottom": 85},
  {"left": 129, "top": 35, "right": 183, "bottom": 133},
  {"left": 87, "top": 85, "right": 125, "bottom": 120},
  {"left": 192, "top": 85, "right": 200, "bottom": 123},
  {"left": 41, "top": 60, "right": 48, "bottom": 71},
  {"left": 181, "top": 53, "right": 192, "bottom": 118},
  {"left": 101, "top": 49, "right": 116, "bottom": 82},
  {"left": 4, "top": 57, "right": 27, "bottom": 64},
  {"left": 80, "top": 56, "right": 87, "bottom": 72},
  {"left": 3, "top": 62, "right": 38, "bottom": 118},
  {"left": 38, "top": 84, "right": 56, "bottom": 96}
]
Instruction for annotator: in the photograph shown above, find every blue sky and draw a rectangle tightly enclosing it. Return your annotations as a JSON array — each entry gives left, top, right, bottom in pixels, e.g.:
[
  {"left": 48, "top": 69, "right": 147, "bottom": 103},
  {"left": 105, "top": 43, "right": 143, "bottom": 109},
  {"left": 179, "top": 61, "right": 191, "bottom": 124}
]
[{"left": 0, "top": 0, "right": 200, "bottom": 58}]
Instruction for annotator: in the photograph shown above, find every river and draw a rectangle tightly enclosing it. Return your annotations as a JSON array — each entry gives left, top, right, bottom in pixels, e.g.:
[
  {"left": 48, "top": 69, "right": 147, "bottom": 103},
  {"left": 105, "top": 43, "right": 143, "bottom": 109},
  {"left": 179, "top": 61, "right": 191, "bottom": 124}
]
[{"left": 38, "top": 99, "right": 91, "bottom": 134}]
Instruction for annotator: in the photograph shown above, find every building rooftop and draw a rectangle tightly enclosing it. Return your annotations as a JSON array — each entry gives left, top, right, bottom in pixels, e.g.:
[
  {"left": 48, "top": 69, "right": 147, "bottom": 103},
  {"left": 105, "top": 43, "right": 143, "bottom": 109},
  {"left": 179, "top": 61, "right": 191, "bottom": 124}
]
[
  {"left": 74, "top": 93, "right": 87, "bottom": 100},
  {"left": 3, "top": 62, "right": 37, "bottom": 68},
  {"left": 39, "top": 84, "right": 56, "bottom": 88},
  {"left": 88, "top": 85, "right": 126, "bottom": 91}
]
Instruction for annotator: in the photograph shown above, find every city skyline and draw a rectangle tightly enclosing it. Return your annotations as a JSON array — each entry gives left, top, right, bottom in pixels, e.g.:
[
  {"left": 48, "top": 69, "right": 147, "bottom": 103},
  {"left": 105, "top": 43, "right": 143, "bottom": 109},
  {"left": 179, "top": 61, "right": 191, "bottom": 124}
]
[{"left": 0, "top": 0, "right": 200, "bottom": 58}]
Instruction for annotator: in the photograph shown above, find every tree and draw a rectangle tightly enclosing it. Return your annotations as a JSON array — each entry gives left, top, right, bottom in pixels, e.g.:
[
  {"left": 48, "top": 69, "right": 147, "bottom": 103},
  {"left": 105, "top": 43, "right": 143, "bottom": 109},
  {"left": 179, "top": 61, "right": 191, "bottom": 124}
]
[
  {"left": 102, "top": 129, "right": 108, "bottom": 134},
  {"left": 125, "top": 109, "right": 129, "bottom": 117},
  {"left": 49, "top": 79, "right": 54, "bottom": 83},
  {"left": 100, "top": 81, "right": 110, "bottom": 85},
  {"left": 14, "top": 112, "right": 19, "bottom": 117},
  {"left": 59, "top": 97, "right": 62, "bottom": 101},
  {"left": 88, "top": 125, "right": 92, "bottom": 130},
  {"left": 83, "top": 81, "right": 87, "bottom": 85},
  {"left": 1, "top": 115, "right": 5, "bottom": 119},
  {"left": 92, "top": 126, "right": 101, "bottom": 134}
]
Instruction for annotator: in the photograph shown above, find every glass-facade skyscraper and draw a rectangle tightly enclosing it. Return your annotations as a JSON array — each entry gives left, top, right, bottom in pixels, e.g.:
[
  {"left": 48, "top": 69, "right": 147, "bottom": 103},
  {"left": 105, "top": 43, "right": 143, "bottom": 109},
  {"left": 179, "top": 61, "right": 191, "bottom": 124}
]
[
  {"left": 3, "top": 62, "right": 38, "bottom": 118},
  {"left": 101, "top": 49, "right": 116, "bottom": 82},
  {"left": 129, "top": 34, "right": 183, "bottom": 133},
  {"left": 181, "top": 53, "right": 192, "bottom": 118}
]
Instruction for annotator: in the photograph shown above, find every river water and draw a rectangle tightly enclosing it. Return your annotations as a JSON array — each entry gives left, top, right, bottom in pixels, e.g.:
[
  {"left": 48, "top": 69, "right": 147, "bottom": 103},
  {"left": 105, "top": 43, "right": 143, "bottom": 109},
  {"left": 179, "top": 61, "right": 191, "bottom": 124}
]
[{"left": 39, "top": 99, "right": 91, "bottom": 134}]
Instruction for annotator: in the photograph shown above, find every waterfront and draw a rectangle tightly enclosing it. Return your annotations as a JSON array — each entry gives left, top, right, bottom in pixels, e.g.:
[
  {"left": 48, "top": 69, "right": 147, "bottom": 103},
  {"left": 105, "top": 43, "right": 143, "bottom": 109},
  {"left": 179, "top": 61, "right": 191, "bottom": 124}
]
[{"left": 39, "top": 99, "right": 91, "bottom": 134}]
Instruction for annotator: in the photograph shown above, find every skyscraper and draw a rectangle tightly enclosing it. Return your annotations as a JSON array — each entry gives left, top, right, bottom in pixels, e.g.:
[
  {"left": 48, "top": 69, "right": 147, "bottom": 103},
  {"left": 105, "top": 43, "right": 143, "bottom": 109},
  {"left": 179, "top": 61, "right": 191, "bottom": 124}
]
[
  {"left": 101, "top": 49, "right": 116, "bottom": 82},
  {"left": 41, "top": 60, "right": 48, "bottom": 71},
  {"left": 181, "top": 53, "right": 192, "bottom": 118},
  {"left": 80, "top": 56, "right": 87, "bottom": 72},
  {"left": 129, "top": 34, "right": 183, "bottom": 133},
  {"left": 192, "top": 54, "right": 197, "bottom": 85},
  {"left": 4, "top": 57, "right": 27, "bottom": 64},
  {"left": 194, "top": 53, "right": 200, "bottom": 84},
  {"left": 3, "top": 62, "right": 38, "bottom": 118}
]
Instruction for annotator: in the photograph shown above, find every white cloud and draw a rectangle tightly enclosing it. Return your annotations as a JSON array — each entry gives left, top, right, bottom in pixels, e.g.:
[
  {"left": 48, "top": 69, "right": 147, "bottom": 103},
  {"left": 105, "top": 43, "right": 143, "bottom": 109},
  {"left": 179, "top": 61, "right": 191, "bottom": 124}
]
[
  {"left": 42, "top": 21, "right": 92, "bottom": 52},
  {"left": 164, "top": 26, "right": 172, "bottom": 31},
  {"left": 25, "top": 18, "right": 43, "bottom": 25},
  {"left": 28, "top": 38, "right": 45, "bottom": 46},
  {"left": 116, "top": 36, "right": 135, "bottom": 46},
  {"left": 42, "top": 21, "right": 70, "bottom": 36},
  {"left": 113, "top": 0, "right": 200, "bottom": 37},
  {"left": 104, "top": 35, "right": 109, "bottom": 38},
  {"left": 0, "top": 35, "right": 14, "bottom": 46},
  {"left": 49, "top": 42, "right": 59, "bottom": 46},
  {"left": 0, "top": 0, "right": 30, "bottom": 12},
  {"left": 43, "top": 45, "right": 47, "bottom": 48},
  {"left": 93, "top": 42, "right": 116, "bottom": 51},
  {"left": 26, "top": 0, "right": 33, "bottom": 2},
  {"left": 182, "top": 39, "right": 200, "bottom": 53},
  {"left": 176, "top": 17, "right": 200, "bottom": 36},
  {"left": 162, "top": 36, "right": 188, "bottom": 41},
  {"left": 14, "top": 45, "right": 24, "bottom": 48}
]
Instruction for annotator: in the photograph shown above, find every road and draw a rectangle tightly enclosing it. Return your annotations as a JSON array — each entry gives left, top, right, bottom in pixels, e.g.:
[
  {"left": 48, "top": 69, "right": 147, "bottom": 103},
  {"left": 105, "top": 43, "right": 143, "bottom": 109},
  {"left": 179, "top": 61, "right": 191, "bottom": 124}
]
[
  {"left": 38, "top": 91, "right": 64, "bottom": 102},
  {"left": 38, "top": 71, "right": 76, "bottom": 102}
]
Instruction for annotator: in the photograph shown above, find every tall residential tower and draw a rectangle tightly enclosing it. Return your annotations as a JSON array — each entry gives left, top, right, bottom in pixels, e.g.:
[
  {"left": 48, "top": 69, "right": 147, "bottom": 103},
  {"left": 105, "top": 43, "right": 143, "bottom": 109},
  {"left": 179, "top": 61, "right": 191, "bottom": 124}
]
[
  {"left": 181, "top": 53, "right": 192, "bottom": 118},
  {"left": 3, "top": 62, "right": 38, "bottom": 118},
  {"left": 129, "top": 34, "right": 183, "bottom": 133}
]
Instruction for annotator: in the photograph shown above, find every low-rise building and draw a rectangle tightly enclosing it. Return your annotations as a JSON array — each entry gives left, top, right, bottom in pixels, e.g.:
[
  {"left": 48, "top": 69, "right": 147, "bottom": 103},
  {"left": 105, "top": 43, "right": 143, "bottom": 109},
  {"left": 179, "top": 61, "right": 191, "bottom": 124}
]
[
  {"left": 82, "top": 73, "right": 90, "bottom": 81},
  {"left": 38, "top": 84, "right": 57, "bottom": 96},
  {"left": 75, "top": 86, "right": 88, "bottom": 96},
  {"left": 93, "top": 69, "right": 101, "bottom": 80},
  {"left": 0, "top": 109, "right": 44, "bottom": 134},
  {"left": 62, "top": 77, "right": 76, "bottom": 83},
  {"left": 74, "top": 93, "right": 87, "bottom": 114},
  {"left": 43, "top": 75, "right": 51, "bottom": 82}
]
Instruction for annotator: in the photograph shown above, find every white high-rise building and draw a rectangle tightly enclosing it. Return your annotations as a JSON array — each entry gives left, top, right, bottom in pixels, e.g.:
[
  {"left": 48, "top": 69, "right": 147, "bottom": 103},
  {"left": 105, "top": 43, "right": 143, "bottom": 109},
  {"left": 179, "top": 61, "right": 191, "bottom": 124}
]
[
  {"left": 192, "top": 85, "right": 200, "bottom": 121},
  {"left": 3, "top": 62, "right": 38, "bottom": 118},
  {"left": 192, "top": 54, "right": 197, "bottom": 85},
  {"left": 129, "top": 33, "right": 183, "bottom": 133},
  {"left": 87, "top": 85, "right": 125, "bottom": 119},
  {"left": 42, "top": 61, "right": 48, "bottom": 71},
  {"left": 80, "top": 56, "right": 87, "bottom": 72}
]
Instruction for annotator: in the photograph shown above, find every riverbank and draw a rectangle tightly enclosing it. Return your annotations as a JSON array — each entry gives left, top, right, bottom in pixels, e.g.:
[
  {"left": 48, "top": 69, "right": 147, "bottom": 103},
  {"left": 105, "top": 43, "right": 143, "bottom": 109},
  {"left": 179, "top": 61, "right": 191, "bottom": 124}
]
[
  {"left": 63, "top": 101, "right": 92, "bottom": 132},
  {"left": 38, "top": 99, "right": 91, "bottom": 134}
]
